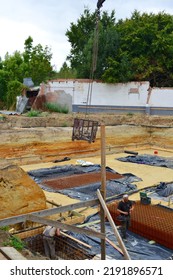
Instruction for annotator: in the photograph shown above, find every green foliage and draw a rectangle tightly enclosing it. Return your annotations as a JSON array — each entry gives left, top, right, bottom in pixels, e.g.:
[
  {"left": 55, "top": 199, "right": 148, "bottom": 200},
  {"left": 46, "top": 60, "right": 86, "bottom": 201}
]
[
  {"left": 0, "top": 226, "right": 10, "bottom": 231},
  {"left": 114, "top": 10, "right": 173, "bottom": 86},
  {"left": 0, "top": 36, "right": 54, "bottom": 108},
  {"left": 26, "top": 110, "right": 41, "bottom": 117},
  {"left": 66, "top": 8, "right": 117, "bottom": 79},
  {"left": 0, "top": 70, "right": 9, "bottom": 102},
  {"left": 23, "top": 36, "right": 54, "bottom": 85},
  {"left": 66, "top": 8, "right": 173, "bottom": 86},
  {"left": 126, "top": 112, "right": 134, "bottom": 117},
  {"left": 45, "top": 102, "right": 69, "bottom": 114},
  {"left": 6, "top": 80, "right": 26, "bottom": 109},
  {"left": 3, "top": 51, "right": 24, "bottom": 82},
  {"left": 3, "top": 235, "right": 24, "bottom": 251},
  {"left": 56, "top": 62, "right": 77, "bottom": 79}
]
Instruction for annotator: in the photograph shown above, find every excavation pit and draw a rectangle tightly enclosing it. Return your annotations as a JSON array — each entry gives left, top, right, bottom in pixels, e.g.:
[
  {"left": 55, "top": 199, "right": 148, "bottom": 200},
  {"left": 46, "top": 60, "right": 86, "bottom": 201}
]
[
  {"left": 24, "top": 233, "right": 94, "bottom": 260},
  {"left": 29, "top": 164, "right": 139, "bottom": 201}
]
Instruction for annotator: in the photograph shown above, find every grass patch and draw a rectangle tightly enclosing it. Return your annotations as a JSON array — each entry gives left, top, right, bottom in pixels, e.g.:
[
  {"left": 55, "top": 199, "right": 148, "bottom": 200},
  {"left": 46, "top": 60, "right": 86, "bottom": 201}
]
[
  {"left": 0, "top": 226, "right": 10, "bottom": 231},
  {"left": 3, "top": 235, "right": 25, "bottom": 251},
  {"left": 26, "top": 110, "right": 41, "bottom": 117},
  {"left": 45, "top": 102, "right": 69, "bottom": 114},
  {"left": 127, "top": 112, "right": 134, "bottom": 117}
]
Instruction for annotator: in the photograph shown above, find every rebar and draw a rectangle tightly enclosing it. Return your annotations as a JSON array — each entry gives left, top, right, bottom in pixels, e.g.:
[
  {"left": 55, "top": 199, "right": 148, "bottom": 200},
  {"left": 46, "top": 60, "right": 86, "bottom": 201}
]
[{"left": 107, "top": 201, "right": 173, "bottom": 249}]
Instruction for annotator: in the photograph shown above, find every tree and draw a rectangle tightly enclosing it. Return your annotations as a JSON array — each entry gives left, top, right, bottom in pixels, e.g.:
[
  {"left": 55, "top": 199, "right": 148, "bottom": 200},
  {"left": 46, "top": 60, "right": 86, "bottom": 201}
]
[
  {"left": 0, "top": 37, "right": 55, "bottom": 108},
  {"left": 23, "top": 37, "right": 54, "bottom": 85},
  {"left": 66, "top": 8, "right": 173, "bottom": 86},
  {"left": 104, "top": 11, "right": 173, "bottom": 86},
  {"left": 56, "top": 62, "right": 77, "bottom": 79},
  {"left": 0, "top": 70, "right": 9, "bottom": 102},
  {"left": 6, "top": 80, "right": 26, "bottom": 109},
  {"left": 3, "top": 51, "right": 24, "bottom": 82},
  {"left": 66, "top": 8, "right": 118, "bottom": 79}
]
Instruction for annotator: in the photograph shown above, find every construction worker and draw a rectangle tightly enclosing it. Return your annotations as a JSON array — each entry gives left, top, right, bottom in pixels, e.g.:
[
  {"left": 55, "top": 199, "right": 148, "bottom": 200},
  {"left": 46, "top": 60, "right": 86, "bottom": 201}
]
[
  {"left": 117, "top": 194, "right": 135, "bottom": 240},
  {"left": 43, "top": 225, "right": 60, "bottom": 259}
]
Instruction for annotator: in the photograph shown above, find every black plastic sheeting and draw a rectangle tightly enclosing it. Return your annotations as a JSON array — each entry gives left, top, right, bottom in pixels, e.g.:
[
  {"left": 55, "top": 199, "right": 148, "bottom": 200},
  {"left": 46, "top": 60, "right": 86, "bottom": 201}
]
[
  {"left": 141, "top": 182, "right": 173, "bottom": 203},
  {"left": 65, "top": 214, "right": 173, "bottom": 260},
  {"left": 117, "top": 154, "right": 173, "bottom": 169},
  {"left": 28, "top": 164, "right": 103, "bottom": 179},
  {"left": 28, "top": 165, "right": 173, "bottom": 259},
  {"left": 28, "top": 165, "right": 141, "bottom": 200},
  {"left": 156, "top": 182, "right": 173, "bottom": 197},
  {"left": 57, "top": 177, "right": 138, "bottom": 201}
]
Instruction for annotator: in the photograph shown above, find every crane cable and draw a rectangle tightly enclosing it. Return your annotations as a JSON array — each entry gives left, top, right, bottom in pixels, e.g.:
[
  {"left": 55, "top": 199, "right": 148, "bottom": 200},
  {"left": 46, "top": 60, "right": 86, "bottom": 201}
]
[{"left": 85, "top": 7, "right": 101, "bottom": 117}]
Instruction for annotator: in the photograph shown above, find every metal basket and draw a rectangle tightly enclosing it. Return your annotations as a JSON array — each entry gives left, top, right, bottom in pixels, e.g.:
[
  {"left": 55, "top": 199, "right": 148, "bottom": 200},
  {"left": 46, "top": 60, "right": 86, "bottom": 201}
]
[{"left": 72, "top": 118, "right": 99, "bottom": 143}]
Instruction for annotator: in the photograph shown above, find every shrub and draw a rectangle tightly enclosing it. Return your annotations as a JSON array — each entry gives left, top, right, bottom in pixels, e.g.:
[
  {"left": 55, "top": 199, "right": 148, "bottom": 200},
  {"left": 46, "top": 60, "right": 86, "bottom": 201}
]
[
  {"left": 3, "top": 235, "right": 25, "bottom": 251},
  {"left": 45, "top": 102, "right": 69, "bottom": 114},
  {"left": 6, "top": 80, "right": 27, "bottom": 110},
  {"left": 26, "top": 110, "right": 41, "bottom": 117}
]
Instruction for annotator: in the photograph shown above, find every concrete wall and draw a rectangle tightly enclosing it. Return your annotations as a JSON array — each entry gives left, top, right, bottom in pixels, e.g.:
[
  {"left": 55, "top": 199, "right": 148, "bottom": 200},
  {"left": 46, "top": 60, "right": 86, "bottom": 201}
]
[
  {"left": 148, "top": 87, "right": 173, "bottom": 115},
  {"left": 46, "top": 79, "right": 173, "bottom": 115},
  {"left": 45, "top": 90, "right": 72, "bottom": 112}
]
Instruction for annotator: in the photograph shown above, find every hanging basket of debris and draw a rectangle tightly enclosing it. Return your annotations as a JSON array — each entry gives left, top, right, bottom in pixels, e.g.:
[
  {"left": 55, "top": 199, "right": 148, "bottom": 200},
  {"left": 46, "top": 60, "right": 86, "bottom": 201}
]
[{"left": 72, "top": 118, "right": 99, "bottom": 143}]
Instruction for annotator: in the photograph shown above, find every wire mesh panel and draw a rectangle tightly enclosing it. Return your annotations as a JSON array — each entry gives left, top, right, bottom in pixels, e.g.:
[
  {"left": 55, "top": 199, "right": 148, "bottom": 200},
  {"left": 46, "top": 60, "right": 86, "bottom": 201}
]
[
  {"left": 72, "top": 118, "right": 99, "bottom": 143},
  {"left": 24, "top": 234, "right": 94, "bottom": 260},
  {"left": 107, "top": 201, "right": 173, "bottom": 249}
]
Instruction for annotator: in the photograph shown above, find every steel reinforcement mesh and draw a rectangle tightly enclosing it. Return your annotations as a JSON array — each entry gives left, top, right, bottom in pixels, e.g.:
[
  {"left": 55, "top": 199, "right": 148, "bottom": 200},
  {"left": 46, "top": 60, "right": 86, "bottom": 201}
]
[
  {"left": 42, "top": 171, "right": 123, "bottom": 190},
  {"left": 24, "top": 234, "right": 94, "bottom": 260},
  {"left": 107, "top": 201, "right": 173, "bottom": 249}
]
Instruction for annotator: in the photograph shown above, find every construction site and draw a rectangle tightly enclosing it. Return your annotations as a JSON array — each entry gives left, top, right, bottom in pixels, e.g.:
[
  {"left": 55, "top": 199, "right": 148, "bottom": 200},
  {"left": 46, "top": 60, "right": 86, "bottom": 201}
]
[{"left": 0, "top": 112, "right": 173, "bottom": 260}]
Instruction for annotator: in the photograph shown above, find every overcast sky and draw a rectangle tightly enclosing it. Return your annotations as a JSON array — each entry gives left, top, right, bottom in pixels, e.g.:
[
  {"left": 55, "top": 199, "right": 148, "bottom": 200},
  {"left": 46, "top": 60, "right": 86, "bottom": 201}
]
[{"left": 0, "top": 0, "right": 173, "bottom": 70}]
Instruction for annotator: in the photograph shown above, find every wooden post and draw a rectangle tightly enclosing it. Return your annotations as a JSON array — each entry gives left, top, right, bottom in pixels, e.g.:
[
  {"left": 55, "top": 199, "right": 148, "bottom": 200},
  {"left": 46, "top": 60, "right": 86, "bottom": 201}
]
[
  {"left": 97, "top": 189, "right": 131, "bottom": 260},
  {"left": 100, "top": 124, "right": 106, "bottom": 259}
]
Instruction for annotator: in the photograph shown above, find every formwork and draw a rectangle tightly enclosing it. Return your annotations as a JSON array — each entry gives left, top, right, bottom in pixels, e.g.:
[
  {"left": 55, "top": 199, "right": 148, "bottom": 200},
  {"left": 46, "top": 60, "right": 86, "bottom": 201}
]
[
  {"left": 107, "top": 201, "right": 173, "bottom": 249},
  {"left": 24, "top": 234, "right": 94, "bottom": 260}
]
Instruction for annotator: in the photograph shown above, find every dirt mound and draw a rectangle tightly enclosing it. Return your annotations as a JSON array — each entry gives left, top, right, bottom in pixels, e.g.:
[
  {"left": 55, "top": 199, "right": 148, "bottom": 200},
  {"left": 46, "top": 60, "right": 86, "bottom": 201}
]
[{"left": 0, "top": 165, "right": 46, "bottom": 219}]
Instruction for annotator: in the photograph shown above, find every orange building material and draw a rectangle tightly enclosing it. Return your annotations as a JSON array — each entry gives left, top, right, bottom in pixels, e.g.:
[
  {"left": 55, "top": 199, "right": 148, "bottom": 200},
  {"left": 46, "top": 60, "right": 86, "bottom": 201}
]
[{"left": 107, "top": 201, "right": 173, "bottom": 250}]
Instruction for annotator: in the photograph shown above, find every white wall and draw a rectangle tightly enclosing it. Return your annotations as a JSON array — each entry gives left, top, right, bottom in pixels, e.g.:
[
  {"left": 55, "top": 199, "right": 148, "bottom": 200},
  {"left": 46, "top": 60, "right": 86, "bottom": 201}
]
[
  {"left": 149, "top": 87, "right": 173, "bottom": 107},
  {"left": 45, "top": 80, "right": 173, "bottom": 114},
  {"left": 47, "top": 80, "right": 149, "bottom": 107}
]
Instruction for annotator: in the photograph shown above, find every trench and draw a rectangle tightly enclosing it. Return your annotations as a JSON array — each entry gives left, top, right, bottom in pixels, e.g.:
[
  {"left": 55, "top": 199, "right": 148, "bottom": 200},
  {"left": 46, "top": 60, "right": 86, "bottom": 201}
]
[{"left": 24, "top": 233, "right": 94, "bottom": 260}]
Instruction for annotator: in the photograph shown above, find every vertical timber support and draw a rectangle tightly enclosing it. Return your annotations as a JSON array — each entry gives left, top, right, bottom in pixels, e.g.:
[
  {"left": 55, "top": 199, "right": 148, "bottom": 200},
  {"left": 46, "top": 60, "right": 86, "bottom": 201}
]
[
  {"left": 100, "top": 124, "right": 106, "bottom": 259},
  {"left": 97, "top": 189, "right": 131, "bottom": 260}
]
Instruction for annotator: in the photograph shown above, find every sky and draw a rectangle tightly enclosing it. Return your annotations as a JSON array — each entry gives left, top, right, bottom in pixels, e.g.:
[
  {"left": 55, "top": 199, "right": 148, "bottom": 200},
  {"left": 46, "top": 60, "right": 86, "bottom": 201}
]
[{"left": 0, "top": 0, "right": 173, "bottom": 71}]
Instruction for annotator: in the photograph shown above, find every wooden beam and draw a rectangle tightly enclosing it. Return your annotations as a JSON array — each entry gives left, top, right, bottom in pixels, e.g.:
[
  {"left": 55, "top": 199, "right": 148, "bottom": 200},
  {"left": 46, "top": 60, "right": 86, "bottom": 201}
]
[
  {"left": 46, "top": 200, "right": 61, "bottom": 207},
  {"left": 0, "top": 198, "right": 99, "bottom": 227},
  {"left": 0, "top": 247, "right": 27, "bottom": 260},
  {"left": 105, "top": 237, "right": 123, "bottom": 256},
  {"left": 60, "top": 231, "right": 92, "bottom": 249},
  {"left": 78, "top": 219, "right": 100, "bottom": 228},
  {"left": 100, "top": 123, "right": 106, "bottom": 260},
  {"left": 26, "top": 214, "right": 105, "bottom": 240},
  {"left": 97, "top": 189, "right": 131, "bottom": 260}
]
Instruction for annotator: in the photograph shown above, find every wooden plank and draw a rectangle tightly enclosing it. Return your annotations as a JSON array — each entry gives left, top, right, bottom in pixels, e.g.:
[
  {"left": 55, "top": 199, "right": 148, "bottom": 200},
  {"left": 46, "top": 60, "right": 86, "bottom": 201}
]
[
  {"left": 100, "top": 123, "right": 106, "bottom": 260},
  {"left": 97, "top": 189, "right": 131, "bottom": 260},
  {"left": 78, "top": 219, "right": 100, "bottom": 228},
  {"left": 27, "top": 214, "right": 105, "bottom": 240},
  {"left": 0, "top": 247, "right": 27, "bottom": 260},
  {"left": 0, "top": 251, "right": 7, "bottom": 260},
  {"left": 0, "top": 198, "right": 99, "bottom": 227},
  {"left": 60, "top": 231, "right": 92, "bottom": 249},
  {"left": 105, "top": 237, "right": 124, "bottom": 255},
  {"left": 46, "top": 200, "right": 61, "bottom": 207}
]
